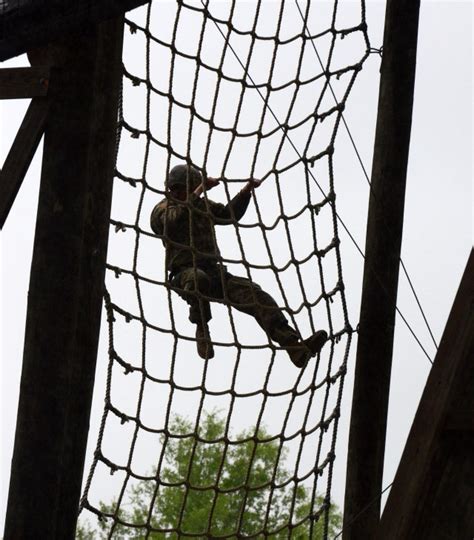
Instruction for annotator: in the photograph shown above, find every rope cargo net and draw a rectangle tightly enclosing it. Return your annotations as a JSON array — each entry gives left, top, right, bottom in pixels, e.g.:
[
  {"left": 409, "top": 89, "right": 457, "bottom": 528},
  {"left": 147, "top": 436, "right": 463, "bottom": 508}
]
[{"left": 80, "top": 0, "right": 370, "bottom": 537}]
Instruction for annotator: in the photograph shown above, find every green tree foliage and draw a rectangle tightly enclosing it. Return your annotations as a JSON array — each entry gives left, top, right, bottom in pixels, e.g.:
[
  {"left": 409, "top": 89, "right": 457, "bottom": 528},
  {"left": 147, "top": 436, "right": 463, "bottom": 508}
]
[{"left": 77, "top": 412, "right": 341, "bottom": 538}]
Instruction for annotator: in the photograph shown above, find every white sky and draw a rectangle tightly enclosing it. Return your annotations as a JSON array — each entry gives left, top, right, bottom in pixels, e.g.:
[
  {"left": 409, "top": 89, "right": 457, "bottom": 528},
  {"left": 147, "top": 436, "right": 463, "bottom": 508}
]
[{"left": 1, "top": 0, "right": 472, "bottom": 535}]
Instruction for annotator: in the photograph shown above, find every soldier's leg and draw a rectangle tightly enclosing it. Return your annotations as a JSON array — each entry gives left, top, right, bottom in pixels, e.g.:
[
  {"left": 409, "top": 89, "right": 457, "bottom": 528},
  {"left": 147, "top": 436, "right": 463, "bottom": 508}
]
[
  {"left": 222, "top": 274, "right": 299, "bottom": 346},
  {"left": 171, "top": 268, "right": 214, "bottom": 359},
  {"left": 171, "top": 267, "right": 212, "bottom": 324},
  {"left": 223, "top": 273, "right": 327, "bottom": 367}
]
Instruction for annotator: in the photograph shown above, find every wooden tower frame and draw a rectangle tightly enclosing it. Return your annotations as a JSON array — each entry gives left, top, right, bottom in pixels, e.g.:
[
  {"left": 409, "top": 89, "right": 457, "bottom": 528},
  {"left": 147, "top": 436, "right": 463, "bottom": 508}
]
[{"left": 1, "top": 1, "right": 472, "bottom": 538}]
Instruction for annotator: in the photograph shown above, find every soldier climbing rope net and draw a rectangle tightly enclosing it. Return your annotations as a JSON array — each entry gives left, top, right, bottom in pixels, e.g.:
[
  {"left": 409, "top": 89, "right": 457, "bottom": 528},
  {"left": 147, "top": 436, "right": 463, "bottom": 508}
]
[{"left": 79, "top": 0, "right": 370, "bottom": 537}]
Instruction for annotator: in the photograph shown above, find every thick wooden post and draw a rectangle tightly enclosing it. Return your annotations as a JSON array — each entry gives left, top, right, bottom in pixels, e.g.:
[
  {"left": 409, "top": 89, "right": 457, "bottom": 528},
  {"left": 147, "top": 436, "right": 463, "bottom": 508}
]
[
  {"left": 343, "top": 1, "right": 420, "bottom": 538},
  {"left": 4, "top": 18, "right": 123, "bottom": 540}
]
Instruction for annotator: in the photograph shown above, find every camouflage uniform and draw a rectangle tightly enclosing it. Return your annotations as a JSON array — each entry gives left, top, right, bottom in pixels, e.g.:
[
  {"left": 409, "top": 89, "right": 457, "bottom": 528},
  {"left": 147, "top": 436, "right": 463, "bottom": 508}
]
[{"left": 150, "top": 189, "right": 300, "bottom": 346}]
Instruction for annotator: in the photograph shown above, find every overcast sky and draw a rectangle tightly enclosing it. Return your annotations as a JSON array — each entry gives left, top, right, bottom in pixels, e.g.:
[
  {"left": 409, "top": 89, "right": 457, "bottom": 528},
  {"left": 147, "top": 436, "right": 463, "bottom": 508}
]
[{"left": 1, "top": 0, "right": 472, "bottom": 535}]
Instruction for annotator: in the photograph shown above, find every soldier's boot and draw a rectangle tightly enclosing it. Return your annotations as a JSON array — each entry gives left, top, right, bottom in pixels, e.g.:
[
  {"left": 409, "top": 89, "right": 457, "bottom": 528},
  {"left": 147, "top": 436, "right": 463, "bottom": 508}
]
[
  {"left": 195, "top": 322, "right": 214, "bottom": 359},
  {"left": 287, "top": 330, "right": 328, "bottom": 368}
]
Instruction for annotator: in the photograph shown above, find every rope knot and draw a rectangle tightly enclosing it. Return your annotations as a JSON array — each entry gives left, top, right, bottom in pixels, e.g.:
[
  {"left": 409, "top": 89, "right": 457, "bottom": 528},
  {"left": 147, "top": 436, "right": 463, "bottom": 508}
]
[{"left": 369, "top": 46, "right": 383, "bottom": 58}]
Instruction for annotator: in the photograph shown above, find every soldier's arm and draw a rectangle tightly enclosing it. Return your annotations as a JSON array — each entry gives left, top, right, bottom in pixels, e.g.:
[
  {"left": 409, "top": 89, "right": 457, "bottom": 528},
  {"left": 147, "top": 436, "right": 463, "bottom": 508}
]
[
  {"left": 210, "top": 179, "right": 262, "bottom": 224},
  {"left": 150, "top": 203, "right": 164, "bottom": 235}
]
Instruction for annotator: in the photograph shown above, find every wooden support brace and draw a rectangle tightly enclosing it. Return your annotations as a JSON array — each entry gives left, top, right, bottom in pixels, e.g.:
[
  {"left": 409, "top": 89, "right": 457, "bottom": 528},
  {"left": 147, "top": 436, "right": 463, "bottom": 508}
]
[
  {"left": 0, "top": 67, "right": 50, "bottom": 99},
  {"left": 0, "top": 97, "right": 49, "bottom": 229},
  {"left": 377, "top": 249, "right": 474, "bottom": 539}
]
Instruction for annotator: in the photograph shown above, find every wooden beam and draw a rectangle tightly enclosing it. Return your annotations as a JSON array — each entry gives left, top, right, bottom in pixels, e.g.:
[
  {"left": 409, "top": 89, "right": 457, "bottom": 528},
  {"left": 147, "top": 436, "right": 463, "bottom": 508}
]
[
  {"left": 3, "top": 17, "right": 124, "bottom": 540},
  {"left": 343, "top": 1, "right": 421, "bottom": 538},
  {"left": 377, "top": 249, "right": 474, "bottom": 539},
  {"left": 0, "top": 0, "right": 147, "bottom": 61},
  {"left": 0, "top": 67, "right": 50, "bottom": 99},
  {"left": 0, "top": 97, "right": 49, "bottom": 229}
]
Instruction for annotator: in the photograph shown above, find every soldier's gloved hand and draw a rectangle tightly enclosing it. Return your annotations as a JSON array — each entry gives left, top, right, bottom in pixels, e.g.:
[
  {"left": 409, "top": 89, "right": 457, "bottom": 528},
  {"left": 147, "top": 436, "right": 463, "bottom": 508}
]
[
  {"left": 204, "top": 177, "right": 220, "bottom": 190},
  {"left": 193, "top": 177, "right": 220, "bottom": 197},
  {"left": 241, "top": 178, "right": 263, "bottom": 193}
]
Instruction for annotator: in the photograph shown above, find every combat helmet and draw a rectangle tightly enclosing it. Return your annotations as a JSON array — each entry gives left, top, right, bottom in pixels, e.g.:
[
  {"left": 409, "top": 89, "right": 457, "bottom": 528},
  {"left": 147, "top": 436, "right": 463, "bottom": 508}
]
[{"left": 167, "top": 164, "right": 202, "bottom": 191}]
